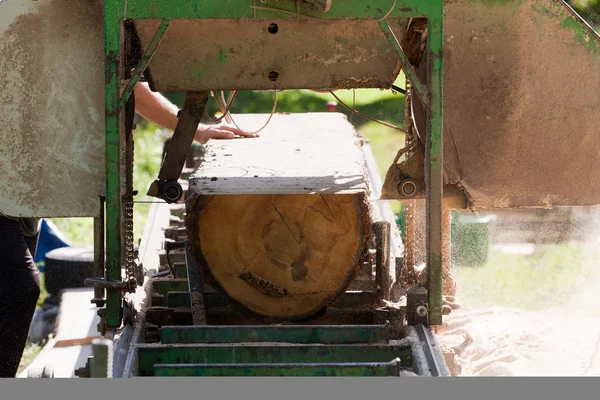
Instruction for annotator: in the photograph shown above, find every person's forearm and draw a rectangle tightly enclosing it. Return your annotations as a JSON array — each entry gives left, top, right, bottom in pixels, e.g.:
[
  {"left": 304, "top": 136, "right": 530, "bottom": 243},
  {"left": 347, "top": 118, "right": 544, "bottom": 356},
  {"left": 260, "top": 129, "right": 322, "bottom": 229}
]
[{"left": 133, "top": 82, "right": 180, "bottom": 131}]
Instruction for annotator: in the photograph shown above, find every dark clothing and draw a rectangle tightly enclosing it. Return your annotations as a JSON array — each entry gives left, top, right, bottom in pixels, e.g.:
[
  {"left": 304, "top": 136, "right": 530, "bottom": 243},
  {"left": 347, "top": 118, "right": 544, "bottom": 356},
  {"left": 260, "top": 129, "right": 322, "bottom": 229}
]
[{"left": 0, "top": 216, "right": 41, "bottom": 377}]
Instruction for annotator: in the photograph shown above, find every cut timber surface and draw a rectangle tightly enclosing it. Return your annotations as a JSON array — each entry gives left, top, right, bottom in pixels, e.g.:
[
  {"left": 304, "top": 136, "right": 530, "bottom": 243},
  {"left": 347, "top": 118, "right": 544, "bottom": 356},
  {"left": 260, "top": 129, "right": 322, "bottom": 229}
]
[{"left": 186, "top": 113, "right": 371, "bottom": 320}]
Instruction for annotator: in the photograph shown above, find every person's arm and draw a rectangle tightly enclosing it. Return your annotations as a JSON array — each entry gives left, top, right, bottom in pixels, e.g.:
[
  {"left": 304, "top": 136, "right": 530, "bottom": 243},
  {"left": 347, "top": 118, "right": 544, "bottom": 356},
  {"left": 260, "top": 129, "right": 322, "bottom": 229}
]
[{"left": 133, "top": 82, "right": 258, "bottom": 144}]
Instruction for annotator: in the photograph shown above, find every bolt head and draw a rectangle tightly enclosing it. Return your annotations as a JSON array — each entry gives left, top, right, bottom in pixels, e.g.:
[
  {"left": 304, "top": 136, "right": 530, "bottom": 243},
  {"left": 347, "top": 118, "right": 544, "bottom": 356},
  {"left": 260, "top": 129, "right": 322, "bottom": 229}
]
[
  {"left": 416, "top": 305, "right": 428, "bottom": 317},
  {"left": 400, "top": 179, "right": 418, "bottom": 197}
]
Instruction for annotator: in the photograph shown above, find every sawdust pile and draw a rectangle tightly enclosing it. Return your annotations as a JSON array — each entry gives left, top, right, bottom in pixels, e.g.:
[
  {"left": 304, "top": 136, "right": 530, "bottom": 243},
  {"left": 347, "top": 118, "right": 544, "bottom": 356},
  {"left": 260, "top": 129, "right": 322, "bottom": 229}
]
[
  {"left": 436, "top": 305, "right": 600, "bottom": 376},
  {"left": 435, "top": 208, "right": 600, "bottom": 377}
]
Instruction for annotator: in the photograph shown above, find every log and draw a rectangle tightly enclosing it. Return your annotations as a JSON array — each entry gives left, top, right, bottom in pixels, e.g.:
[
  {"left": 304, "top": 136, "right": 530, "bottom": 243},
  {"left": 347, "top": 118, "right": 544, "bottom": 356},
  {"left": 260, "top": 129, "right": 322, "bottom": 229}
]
[{"left": 186, "top": 113, "right": 372, "bottom": 320}]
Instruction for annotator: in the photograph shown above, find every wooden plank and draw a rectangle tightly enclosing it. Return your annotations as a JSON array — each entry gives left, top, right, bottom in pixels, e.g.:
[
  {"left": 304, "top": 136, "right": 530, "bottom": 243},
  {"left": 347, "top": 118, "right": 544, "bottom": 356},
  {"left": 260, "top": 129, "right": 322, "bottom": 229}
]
[{"left": 188, "top": 113, "right": 369, "bottom": 196}]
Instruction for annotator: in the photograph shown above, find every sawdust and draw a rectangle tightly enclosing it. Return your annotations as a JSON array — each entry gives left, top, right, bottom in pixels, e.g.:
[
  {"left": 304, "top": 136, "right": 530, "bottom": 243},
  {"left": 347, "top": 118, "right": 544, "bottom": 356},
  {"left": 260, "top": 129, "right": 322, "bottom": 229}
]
[
  {"left": 439, "top": 0, "right": 600, "bottom": 209},
  {"left": 436, "top": 304, "right": 600, "bottom": 376},
  {"left": 0, "top": 0, "right": 105, "bottom": 218},
  {"left": 436, "top": 207, "right": 600, "bottom": 376}
]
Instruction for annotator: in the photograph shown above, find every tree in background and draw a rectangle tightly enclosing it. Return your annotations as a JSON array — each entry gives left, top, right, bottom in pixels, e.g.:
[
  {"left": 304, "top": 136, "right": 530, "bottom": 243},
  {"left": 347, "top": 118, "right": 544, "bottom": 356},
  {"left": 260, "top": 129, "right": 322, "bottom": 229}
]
[{"left": 568, "top": 0, "right": 600, "bottom": 29}]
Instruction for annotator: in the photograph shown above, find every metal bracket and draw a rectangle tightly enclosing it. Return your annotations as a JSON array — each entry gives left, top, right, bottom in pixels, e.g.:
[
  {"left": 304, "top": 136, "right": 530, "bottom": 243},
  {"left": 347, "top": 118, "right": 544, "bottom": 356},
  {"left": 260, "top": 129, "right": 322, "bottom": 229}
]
[
  {"left": 380, "top": 139, "right": 426, "bottom": 200},
  {"left": 406, "top": 286, "right": 429, "bottom": 326},
  {"left": 117, "top": 19, "right": 170, "bottom": 112},
  {"left": 378, "top": 20, "right": 429, "bottom": 107},
  {"left": 147, "top": 91, "right": 209, "bottom": 201}
]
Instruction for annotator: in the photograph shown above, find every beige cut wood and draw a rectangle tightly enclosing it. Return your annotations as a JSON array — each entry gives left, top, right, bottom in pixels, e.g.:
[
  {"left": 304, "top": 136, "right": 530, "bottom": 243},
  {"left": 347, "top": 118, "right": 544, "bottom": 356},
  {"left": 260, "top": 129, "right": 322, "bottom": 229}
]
[
  {"left": 188, "top": 113, "right": 369, "bottom": 195},
  {"left": 186, "top": 113, "right": 372, "bottom": 320}
]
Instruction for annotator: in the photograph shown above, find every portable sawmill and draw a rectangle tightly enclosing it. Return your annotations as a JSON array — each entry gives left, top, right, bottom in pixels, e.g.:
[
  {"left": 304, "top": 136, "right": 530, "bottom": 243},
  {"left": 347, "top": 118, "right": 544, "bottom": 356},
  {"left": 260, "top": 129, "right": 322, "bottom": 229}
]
[{"left": 1, "top": 0, "right": 599, "bottom": 378}]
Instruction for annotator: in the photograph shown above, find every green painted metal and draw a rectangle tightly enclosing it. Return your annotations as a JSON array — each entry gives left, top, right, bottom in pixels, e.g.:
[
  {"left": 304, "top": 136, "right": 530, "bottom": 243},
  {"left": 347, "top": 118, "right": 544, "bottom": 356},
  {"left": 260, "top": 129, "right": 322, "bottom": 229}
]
[
  {"left": 90, "top": 339, "right": 113, "bottom": 378},
  {"left": 117, "top": 19, "right": 171, "bottom": 111},
  {"left": 173, "top": 263, "right": 187, "bottom": 278},
  {"left": 153, "top": 279, "right": 190, "bottom": 294},
  {"left": 167, "top": 291, "right": 226, "bottom": 308},
  {"left": 378, "top": 20, "right": 430, "bottom": 106},
  {"left": 124, "top": 0, "right": 430, "bottom": 19},
  {"left": 159, "top": 323, "right": 390, "bottom": 344},
  {"left": 153, "top": 279, "right": 217, "bottom": 296},
  {"left": 425, "top": 0, "right": 444, "bottom": 325},
  {"left": 103, "top": 0, "right": 446, "bottom": 327},
  {"left": 136, "top": 344, "right": 412, "bottom": 376},
  {"left": 153, "top": 359, "right": 402, "bottom": 377},
  {"left": 104, "top": 0, "right": 125, "bottom": 329}
]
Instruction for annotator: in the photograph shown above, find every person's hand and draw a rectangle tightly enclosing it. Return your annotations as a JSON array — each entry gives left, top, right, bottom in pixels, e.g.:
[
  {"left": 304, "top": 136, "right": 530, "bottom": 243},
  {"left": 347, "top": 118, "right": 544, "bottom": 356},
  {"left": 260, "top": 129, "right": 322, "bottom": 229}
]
[{"left": 194, "top": 123, "right": 259, "bottom": 144}]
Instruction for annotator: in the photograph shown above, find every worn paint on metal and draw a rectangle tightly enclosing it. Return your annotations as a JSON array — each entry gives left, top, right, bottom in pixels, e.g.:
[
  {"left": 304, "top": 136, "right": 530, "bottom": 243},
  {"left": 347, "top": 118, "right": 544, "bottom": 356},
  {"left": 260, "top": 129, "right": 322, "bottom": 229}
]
[
  {"left": 561, "top": 16, "right": 599, "bottom": 56},
  {"left": 105, "top": 0, "right": 445, "bottom": 327},
  {"left": 379, "top": 20, "right": 430, "bottom": 106},
  {"left": 0, "top": 0, "right": 105, "bottom": 218},
  {"left": 218, "top": 49, "right": 227, "bottom": 65},
  {"left": 159, "top": 323, "right": 390, "bottom": 344},
  {"left": 384, "top": 0, "right": 600, "bottom": 211},
  {"left": 531, "top": 0, "right": 600, "bottom": 57},
  {"left": 134, "top": 18, "right": 406, "bottom": 91},
  {"left": 426, "top": 0, "right": 444, "bottom": 325},
  {"left": 136, "top": 344, "right": 413, "bottom": 376},
  {"left": 153, "top": 278, "right": 191, "bottom": 294},
  {"left": 117, "top": 19, "right": 171, "bottom": 112},
  {"left": 153, "top": 360, "right": 402, "bottom": 376},
  {"left": 104, "top": 0, "right": 126, "bottom": 328},
  {"left": 471, "top": 0, "right": 526, "bottom": 8},
  {"left": 124, "top": 0, "right": 429, "bottom": 19}
]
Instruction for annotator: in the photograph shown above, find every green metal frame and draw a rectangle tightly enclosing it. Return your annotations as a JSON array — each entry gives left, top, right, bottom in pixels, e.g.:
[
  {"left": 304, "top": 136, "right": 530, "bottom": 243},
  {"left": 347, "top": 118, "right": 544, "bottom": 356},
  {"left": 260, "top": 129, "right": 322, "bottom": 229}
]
[
  {"left": 102, "top": 0, "right": 444, "bottom": 328},
  {"left": 159, "top": 323, "right": 390, "bottom": 344},
  {"left": 153, "top": 359, "right": 402, "bottom": 377},
  {"left": 136, "top": 343, "right": 413, "bottom": 376}
]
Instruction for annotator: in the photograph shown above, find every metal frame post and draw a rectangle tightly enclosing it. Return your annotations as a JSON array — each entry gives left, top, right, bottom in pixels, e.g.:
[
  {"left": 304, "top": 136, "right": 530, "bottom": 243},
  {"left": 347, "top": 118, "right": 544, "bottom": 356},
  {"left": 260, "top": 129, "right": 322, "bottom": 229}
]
[
  {"left": 100, "top": 0, "right": 445, "bottom": 328},
  {"left": 104, "top": 0, "right": 125, "bottom": 329},
  {"left": 425, "top": 0, "right": 444, "bottom": 325}
]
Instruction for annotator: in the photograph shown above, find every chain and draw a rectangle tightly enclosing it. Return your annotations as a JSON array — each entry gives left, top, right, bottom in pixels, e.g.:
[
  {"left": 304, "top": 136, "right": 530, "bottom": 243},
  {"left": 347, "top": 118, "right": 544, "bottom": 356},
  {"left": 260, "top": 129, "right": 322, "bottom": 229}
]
[
  {"left": 124, "top": 195, "right": 137, "bottom": 293},
  {"left": 404, "top": 78, "right": 416, "bottom": 160},
  {"left": 123, "top": 120, "right": 137, "bottom": 293}
]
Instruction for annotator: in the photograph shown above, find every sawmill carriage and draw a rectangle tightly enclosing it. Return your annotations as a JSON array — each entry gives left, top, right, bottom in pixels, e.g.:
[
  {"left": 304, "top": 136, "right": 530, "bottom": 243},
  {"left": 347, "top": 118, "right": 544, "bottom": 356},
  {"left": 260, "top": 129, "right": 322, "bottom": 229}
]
[{"left": 1, "top": 0, "right": 599, "bottom": 377}]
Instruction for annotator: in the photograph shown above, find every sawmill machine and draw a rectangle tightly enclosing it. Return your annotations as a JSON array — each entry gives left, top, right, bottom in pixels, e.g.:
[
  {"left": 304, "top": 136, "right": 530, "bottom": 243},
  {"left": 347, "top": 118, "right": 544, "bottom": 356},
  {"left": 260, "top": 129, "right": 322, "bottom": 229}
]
[{"left": 1, "top": 0, "right": 599, "bottom": 377}]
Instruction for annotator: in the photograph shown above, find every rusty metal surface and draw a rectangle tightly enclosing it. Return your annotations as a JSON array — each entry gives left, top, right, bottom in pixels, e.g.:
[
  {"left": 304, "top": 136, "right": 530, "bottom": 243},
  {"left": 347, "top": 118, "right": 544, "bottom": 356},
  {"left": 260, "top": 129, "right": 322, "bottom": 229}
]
[
  {"left": 134, "top": 18, "right": 407, "bottom": 91},
  {"left": 0, "top": 0, "right": 106, "bottom": 218},
  {"left": 395, "top": 0, "right": 600, "bottom": 209}
]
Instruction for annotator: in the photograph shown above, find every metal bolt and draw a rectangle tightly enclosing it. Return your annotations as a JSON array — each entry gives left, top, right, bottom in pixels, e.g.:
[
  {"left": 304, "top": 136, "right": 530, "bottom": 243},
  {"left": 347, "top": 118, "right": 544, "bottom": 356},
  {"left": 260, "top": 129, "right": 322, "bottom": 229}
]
[
  {"left": 268, "top": 71, "right": 279, "bottom": 81},
  {"left": 416, "top": 305, "right": 428, "bottom": 317},
  {"left": 400, "top": 179, "right": 417, "bottom": 197},
  {"left": 74, "top": 367, "right": 90, "bottom": 378}
]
